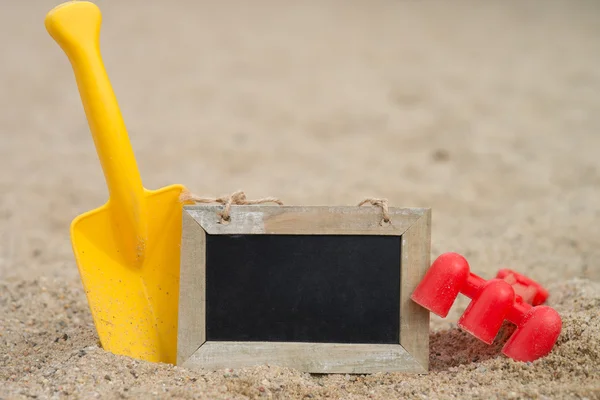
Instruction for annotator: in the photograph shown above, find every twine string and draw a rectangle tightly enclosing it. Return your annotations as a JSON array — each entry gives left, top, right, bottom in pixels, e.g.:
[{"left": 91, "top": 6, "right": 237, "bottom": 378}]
[
  {"left": 181, "top": 190, "right": 391, "bottom": 225},
  {"left": 180, "top": 190, "right": 283, "bottom": 223},
  {"left": 358, "top": 198, "right": 391, "bottom": 225}
]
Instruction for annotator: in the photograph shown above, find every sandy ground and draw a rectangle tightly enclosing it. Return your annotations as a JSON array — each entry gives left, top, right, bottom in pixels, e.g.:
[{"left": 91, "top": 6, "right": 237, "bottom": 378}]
[{"left": 1, "top": 0, "right": 599, "bottom": 398}]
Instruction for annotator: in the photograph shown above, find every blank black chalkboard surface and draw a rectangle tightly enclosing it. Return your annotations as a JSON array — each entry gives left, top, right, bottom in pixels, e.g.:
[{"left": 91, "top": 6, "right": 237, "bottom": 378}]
[{"left": 177, "top": 205, "right": 431, "bottom": 374}]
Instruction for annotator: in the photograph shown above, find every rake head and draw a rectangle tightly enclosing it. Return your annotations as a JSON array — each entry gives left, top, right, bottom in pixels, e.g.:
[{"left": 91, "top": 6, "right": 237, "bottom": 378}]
[{"left": 410, "top": 253, "right": 562, "bottom": 362}]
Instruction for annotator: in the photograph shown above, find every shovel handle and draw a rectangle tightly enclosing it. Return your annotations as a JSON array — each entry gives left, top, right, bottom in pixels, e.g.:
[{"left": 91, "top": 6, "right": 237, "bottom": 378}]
[{"left": 45, "top": 1, "right": 148, "bottom": 260}]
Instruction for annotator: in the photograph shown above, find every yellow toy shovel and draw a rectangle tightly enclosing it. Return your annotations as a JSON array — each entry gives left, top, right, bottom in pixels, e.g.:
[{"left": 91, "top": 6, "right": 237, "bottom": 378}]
[{"left": 45, "top": 1, "right": 188, "bottom": 364}]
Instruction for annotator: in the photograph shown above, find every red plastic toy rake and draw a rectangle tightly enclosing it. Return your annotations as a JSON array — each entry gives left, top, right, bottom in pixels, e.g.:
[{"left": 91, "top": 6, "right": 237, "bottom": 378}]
[{"left": 411, "top": 252, "right": 562, "bottom": 362}]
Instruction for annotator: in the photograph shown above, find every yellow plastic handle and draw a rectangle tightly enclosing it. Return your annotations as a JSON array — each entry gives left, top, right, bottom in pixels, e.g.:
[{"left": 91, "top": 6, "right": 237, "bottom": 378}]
[{"left": 45, "top": 1, "right": 148, "bottom": 262}]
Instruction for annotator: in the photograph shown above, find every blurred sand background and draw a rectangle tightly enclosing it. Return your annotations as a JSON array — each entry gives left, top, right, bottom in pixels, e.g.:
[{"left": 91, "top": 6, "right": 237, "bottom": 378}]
[{"left": 1, "top": 0, "right": 599, "bottom": 398}]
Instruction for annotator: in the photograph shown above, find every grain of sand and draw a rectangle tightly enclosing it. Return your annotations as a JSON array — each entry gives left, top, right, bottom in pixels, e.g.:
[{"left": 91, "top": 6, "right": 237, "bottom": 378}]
[{"left": 1, "top": 1, "right": 599, "bottom": 399}]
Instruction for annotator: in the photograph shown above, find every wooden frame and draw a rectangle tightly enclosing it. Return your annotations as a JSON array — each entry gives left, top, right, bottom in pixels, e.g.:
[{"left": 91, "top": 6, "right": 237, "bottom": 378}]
[{"left": 177, "top": 205, "right": 431, "bottom": 374}]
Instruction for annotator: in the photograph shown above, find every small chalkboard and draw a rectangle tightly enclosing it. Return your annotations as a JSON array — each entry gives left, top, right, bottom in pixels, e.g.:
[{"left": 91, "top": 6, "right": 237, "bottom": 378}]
[{"left": 177, "top": 205, "right": 431, "bottom": 374}]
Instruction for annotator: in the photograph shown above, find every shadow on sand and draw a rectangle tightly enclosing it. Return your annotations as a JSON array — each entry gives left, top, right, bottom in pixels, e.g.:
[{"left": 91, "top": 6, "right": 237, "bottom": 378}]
[{"left": 428, "top": 322, "right": 516, "bottom": 372}]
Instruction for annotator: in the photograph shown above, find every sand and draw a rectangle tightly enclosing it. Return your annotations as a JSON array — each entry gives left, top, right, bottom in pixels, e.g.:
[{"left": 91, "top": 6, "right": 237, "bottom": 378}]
[{"left": 1, "top": 0, "right": 599, "bottom": 398}]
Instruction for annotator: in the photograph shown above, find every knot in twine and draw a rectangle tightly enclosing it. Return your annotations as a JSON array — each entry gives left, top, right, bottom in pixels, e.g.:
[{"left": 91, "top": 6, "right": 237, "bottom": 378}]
[
  {"left": 180, "top": 190, "right": 283, "bottom": 224},
  {"left": 358, "top": 198, "right": 391, "bottom": 225}
]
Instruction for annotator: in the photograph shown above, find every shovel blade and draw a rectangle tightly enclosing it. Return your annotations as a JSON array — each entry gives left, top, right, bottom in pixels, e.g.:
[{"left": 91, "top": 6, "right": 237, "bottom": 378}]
[{"left": 71, "top": 184, "right": 186, "bottom": 364}]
